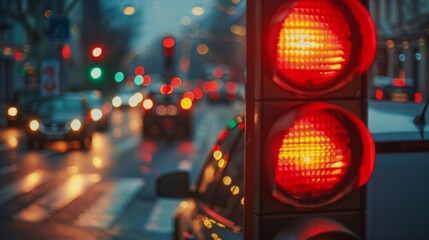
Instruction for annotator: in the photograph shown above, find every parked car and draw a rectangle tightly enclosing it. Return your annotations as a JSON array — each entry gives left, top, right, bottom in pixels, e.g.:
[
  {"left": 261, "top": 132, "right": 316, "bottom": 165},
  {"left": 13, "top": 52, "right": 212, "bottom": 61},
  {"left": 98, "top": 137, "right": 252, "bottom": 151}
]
[
  {"left": 25, "top": 95, "right": 95, "bottom": 150},
  {"left": 6, "top": 89, "right": 42, "bottom": 127},
  {"left": 142, "top": 87, "right": 193, "bottom": 138},
  {"left": 157, "top": 114, "right": 245, "bottom": 239},
  {"left": 371, "top": 76, "right": 421, "bottom": 103}
]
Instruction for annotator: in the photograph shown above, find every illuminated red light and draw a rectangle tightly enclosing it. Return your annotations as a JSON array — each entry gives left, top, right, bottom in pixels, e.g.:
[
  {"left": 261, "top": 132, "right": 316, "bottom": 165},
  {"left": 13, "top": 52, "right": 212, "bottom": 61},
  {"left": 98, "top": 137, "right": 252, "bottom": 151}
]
[
  {"left": 375, "top": 89, "right": 384, "bottom": 101},
  {"left": 212, "top": 67, "right": 224, "bottom": 79},
  {"left": 415, "top": 92, "right": 422, "bottom": 104},
  {"left": 193, "top": 87, "right": 204, "bottom": 99},
  {"left": 163, "top": 37, "right": 175, "bottom": 48},
  {"left": 392, "top": 78, "right": 406, "bottom": 87},
  {"left": 203, "top": 81, "right": 219, "bottom": 92},
  {"left": 275, "top": 110, "right": 351, "bottom": 199},
  {"left": 143, "top": 75, "right": 152, "bottom": 86},
  {"left": 62, "top": 44, "right": 71, "bottom": 60},
  {"left": 135, "top": 66, "right": 145, "bottom": 75},
  {"left": 15, "top": 51, "right": 23, "bottom": 61},
  {"left": 160, "top": 84, "right": 174, "bottom": 95},
  {"left": 171, "top": 77, "right": 182, "bottom": 88},
  {"left": 225, "top": 81, "right": 237, "bottom": 94},
  {"left": 270, "top": 0, "right": 376, "bottom": 95},
  {"left": 269, "top": 103, "right": 375, "bottom": 208},
  {"left": 183, "top": 91, "right": 195, "bottom": 101},
  {"left": 217, "top": 129, "right": 228, "bottom": 141}
]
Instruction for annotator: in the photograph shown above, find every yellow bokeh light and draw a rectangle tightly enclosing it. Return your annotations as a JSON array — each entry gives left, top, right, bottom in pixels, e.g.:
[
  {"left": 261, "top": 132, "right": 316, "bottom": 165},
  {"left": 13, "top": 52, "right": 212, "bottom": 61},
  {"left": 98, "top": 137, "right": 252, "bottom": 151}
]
[
  {"left": 192, "top": 6, "right": 205, "bottom": 16},
  {"left": 223, "top": 176, "right": 232, "bottom": 186},
  {"left": 213, "top": 150, "right": 222, "bottom": 160},
  {"left": 218, "top": 159, "right": 226, "bottom": 168},
  {"left": 197, "top": 44, "right": 209, "bottom": 55},
  {"left": 123, "top": 6, "right": 135, "bottom": 15},
  {"left": 230, "top": 185, "right": 240, "bottom": 195}
]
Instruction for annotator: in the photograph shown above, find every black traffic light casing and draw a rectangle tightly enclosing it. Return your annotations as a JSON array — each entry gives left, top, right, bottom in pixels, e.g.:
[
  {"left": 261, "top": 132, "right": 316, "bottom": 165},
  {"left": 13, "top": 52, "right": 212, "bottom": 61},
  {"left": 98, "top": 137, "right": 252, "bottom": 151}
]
[
  {"left": 162, "top": 36, "right": 176, "bottom": 77},
  {"left": 245, "top": 0, "right": 375, "bottom": 239}
]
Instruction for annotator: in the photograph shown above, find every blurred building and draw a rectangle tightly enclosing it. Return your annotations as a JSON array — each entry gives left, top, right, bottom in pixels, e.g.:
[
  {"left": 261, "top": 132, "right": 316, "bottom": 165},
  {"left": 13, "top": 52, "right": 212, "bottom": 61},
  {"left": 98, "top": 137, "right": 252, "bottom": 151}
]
[
  {"left": 369, "top": 0, "right": 429, "bottom": 98},
  {"left": 0, "top": 0, "right": 85, "bottom": 128},
  {"left": 0, "top": 1, "right": 25, "bottom": 127}
]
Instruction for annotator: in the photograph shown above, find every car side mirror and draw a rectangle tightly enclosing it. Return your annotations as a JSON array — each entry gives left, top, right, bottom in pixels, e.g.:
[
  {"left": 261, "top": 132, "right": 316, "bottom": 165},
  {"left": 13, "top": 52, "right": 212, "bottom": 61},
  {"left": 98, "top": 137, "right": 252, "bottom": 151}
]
[{"left": 156, "top": 171, "right": 192, "bottom": 198}]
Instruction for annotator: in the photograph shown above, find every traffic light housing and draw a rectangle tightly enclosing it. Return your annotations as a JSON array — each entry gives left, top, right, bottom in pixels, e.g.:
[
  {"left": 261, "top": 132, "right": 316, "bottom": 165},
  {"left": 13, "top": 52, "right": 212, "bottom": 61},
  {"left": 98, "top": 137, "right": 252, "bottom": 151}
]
[
  {"left": 88, "top": 45, "right": 105, "bottom": 81},
  {"left": 245, "top": 0, "right": 376, "bottom": 239},
  {"left": 162, "top": 36, "right": 176, "bottom": 77}
]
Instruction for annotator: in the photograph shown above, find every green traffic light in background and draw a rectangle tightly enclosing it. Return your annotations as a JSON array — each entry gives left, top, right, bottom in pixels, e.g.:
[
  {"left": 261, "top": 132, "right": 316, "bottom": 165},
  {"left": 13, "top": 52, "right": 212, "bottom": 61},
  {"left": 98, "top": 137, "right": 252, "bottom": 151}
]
[
  {"left": 90, "top": 67, "right": 103, "bottom": 80},
  {"left": 134, "top": 75, "right": 143, "bottom": 85},
  {"left": 115, "top": 72, "right": 125, "bottom": 82}
]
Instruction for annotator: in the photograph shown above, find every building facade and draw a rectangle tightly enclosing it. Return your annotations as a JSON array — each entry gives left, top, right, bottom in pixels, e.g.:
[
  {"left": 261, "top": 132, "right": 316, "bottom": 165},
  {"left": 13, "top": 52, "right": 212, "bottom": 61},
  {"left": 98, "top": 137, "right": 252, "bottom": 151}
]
[{"left": 370, "top": 0, "right": 429, "bottom": 98}]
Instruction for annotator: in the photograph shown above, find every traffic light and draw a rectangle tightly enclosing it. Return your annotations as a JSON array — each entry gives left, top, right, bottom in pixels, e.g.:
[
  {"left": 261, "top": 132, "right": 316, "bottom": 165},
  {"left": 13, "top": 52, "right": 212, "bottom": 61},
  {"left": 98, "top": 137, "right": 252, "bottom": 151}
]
[
  {"left": 245, "top": 0, "right": 377, "bottom": 239},
  {"left": 162, "top": 36, "right": 176, "bottom": 77},
  {"left": 91, "top": 46, "right": 103, "bottom": 59},
  {"left": 89, "top": 45, "right": 105, "bottom": 81},
  {"left": 89, "top": 66, "right": 103, "bottom": 81}
]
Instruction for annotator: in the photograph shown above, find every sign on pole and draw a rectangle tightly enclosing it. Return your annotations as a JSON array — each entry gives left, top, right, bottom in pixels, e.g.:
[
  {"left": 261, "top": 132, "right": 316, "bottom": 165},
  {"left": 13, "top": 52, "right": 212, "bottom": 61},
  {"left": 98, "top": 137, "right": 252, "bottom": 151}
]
[{"left": 41, "top": 59, "right": 61, "bottom": 96}]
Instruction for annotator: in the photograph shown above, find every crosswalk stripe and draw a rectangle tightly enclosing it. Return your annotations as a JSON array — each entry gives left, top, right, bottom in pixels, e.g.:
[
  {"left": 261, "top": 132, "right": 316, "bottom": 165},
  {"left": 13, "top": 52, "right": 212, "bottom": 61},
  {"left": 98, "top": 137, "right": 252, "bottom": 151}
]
[
  {"left": 14, "top": 174, "right": 101, "bottom": 223},
  {"left": 75, "top": 178, "right": 144, "bottom": 229},
  {"left": 0, "top": 170, "right": 51, "bottom": 206},
  {"left": 144, "top": 199, "right": 181, "bottom": 233}
]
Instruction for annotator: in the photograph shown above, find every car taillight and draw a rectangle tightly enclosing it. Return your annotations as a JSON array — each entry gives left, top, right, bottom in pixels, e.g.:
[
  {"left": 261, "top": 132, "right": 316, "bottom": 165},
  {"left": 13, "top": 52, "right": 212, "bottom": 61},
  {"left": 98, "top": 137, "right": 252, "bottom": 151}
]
[
  {"left": 160, "top": 84, "right": 173, "bottom": 95},
  {"left": 142, "top": 99, "right": 154, "bottom": 110},
  {"left": 392, "top": 78, "right": 406, "bottom": 87},
  {"left": 269, "top": 103, "right": 374, "bottom": 208},
  {"left": 375, "top": 89, "right": 384, "bottom": 101},
  {"left": 269, "top": 0, "right": 376, "bottom": 96},
  {"left": 415, "top": 92, "right": 422, "bottom": 104}
]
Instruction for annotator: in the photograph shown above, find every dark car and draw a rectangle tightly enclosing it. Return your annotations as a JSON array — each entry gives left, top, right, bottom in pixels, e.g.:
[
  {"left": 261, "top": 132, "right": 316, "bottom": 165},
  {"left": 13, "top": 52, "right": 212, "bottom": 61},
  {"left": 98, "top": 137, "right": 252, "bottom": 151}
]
[
  {"left": 6, "top": 89, "right": 42, "bottom": 127},
  {"left": 25, "top": 95, "right": 95, "bottom": 150},
  {"left": 67, "top": 90, "right": 112, "bottom": 131},
  {"left": 85, "top": 90, "right": 112, "bottom": 131},
  {"left": 157, "top": 114, "right": 245, "bottom": 240},
  {"left": 371, "top": 76, "right": 420, "bottom": 103},
  {"left": 142, "top": 89, "right": 193, "bottom": 138}
]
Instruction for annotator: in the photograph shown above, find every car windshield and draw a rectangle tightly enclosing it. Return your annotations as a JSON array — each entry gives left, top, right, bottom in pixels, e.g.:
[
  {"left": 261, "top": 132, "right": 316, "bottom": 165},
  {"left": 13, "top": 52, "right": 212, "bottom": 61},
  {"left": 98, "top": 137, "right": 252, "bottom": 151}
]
[{"left": 37, "top": 98, "right": 83, "bottom": 116}]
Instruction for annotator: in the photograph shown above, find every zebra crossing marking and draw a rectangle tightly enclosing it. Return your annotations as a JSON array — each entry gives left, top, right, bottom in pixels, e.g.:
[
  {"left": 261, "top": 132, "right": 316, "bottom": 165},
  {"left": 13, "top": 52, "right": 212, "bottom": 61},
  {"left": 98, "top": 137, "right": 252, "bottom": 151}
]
[
  {"left": 14, "top": 174, "right": 101, "bottom": 223},
  {"left": 0, "top": 170, "right": 51, "bottom": 206},
  {"left": 75, "top": 178, "right": 144, "bottom": 229}
]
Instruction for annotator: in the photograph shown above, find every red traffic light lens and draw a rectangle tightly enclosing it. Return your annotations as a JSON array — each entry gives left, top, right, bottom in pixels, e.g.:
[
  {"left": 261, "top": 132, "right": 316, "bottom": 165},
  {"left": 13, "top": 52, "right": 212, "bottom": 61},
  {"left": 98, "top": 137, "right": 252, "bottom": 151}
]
[
  {"left": 91, "top": 47, "right": 103, "bottom": 58},
  {"left": 163, "top": 37, "right": 175, "bottom": 48},
  {"left": 269, "top": 103, "right": 374, "bottom": 208},
  {"left": 270, "top": 0, "right": 376, "bottom": 95}
]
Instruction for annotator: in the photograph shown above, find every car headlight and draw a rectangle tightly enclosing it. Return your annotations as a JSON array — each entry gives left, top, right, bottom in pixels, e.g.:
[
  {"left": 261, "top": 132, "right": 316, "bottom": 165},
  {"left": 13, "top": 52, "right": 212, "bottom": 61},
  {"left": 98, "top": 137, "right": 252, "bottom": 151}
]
[
  {"left": 29, "top": 120, "right": 40, "bottom": 131},
  {"left": 7, "top": 107, "right": 18, "bottom": 117},
  {"left": 70, "top": 119, "right": 82, "bottom": 131},
  {"left": 112, "top": 96, "right": 122, "bottom": 108},
  {"left": 91, "top": 108, "right": 103, "bottom": 121}
]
